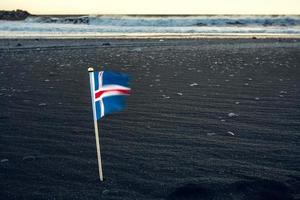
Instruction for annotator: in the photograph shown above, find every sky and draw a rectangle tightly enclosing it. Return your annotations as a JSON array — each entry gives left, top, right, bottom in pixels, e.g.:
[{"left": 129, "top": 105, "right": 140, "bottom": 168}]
[{"left": 1, "top": 0, "right": 300, "bottom": 15}]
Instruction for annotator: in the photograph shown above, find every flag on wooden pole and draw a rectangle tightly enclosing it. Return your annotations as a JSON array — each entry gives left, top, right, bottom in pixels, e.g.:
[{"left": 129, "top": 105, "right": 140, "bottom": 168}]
[{"left": 88, "top": 67, "right": 131, "bottom": 181}]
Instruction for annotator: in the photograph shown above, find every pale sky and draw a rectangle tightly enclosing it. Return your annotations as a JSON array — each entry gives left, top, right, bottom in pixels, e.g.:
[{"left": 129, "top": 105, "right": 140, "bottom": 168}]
[{"left": 1, "top": 0, "right": 299, "bottom": 15}]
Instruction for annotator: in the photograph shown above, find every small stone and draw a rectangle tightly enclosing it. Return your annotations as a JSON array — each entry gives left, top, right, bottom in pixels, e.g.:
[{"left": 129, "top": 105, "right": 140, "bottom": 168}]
[
  {"left": 102, "top": 189, "right": 109, "bottom": 195},
  {"left": 280, "top": 91, "right": 287, "bottom": 94},
  {"left": 1, "top": 159, "right": 9, "bottom": 163},
  {"left": 207, "top": 132, "right": 216, "bottom": 136},
  {"left": 227, "top": 131, "right": 235, "bottom": 136},
  {"left": 38, "top": 103, "right": 47, "bottom": 106},
  {"left": 132, "top": 47, "right": 142, "bottom": 52},
  {"left": 190, "top": 83, "right": 198, "bottom": 87},
  {"left": 22, "top": 156, "right": 36, "bottom": 161},
  {"left": 177, "top": 93, "right": 183, "bottom": 96},
  {"left": 228, "top": 112, "right": 238, "bottom": 117},
  {"left": 162, "top": 95, "right": 170, "bottom": 99}
]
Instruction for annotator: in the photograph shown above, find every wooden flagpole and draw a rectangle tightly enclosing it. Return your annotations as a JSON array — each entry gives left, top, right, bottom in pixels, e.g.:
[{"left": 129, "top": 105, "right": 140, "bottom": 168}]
[{"left": 88, "top": 67, "right": 104, "bottom": 181}]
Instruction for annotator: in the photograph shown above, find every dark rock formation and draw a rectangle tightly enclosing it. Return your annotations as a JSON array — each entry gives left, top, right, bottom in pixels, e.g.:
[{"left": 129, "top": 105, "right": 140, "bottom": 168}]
[{"left": 0, "top": 10, "right": 30, "bottom": 20}]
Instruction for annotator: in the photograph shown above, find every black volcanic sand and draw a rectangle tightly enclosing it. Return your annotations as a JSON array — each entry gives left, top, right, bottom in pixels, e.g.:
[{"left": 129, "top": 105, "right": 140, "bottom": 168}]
[{"left": 0, "top": 38, "right": 299, "bottom": 200}]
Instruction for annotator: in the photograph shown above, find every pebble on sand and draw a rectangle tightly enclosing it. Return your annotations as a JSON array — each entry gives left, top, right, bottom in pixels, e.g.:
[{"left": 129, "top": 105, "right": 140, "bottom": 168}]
[
  {"left": 102, "top": 189, "right": 110, "bottom": 195},
  {"left": 162, "top": 95, "right": 170, "bottom": 99},
  {"left": 207, "top": 132, "right": 216, "bottom": 136},
  {"left": 227, "top": 131, "right": 235, "bottom": 136},
  {"left": 22, "top": 156, "right": 36, "bottom": 161},
  {"left": 132, "top": 47, "right": 142, "bottom": 52},
  {"left": 1, "top": 159, "right": 9, "bottom": 163},
  {"left": 280, "top": 91, "right": 287, "bottom": 94},
  {"left": 228, "top": 112, "right": 238, "bottom": 117},
  {"left": 190, "top": 83, "right": 198, "bottom": 87}
]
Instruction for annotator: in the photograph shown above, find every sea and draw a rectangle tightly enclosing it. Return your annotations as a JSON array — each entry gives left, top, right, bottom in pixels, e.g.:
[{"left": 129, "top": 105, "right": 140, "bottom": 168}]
[{"left": 1, "top": 15, "right": 300, "bottom": 38}]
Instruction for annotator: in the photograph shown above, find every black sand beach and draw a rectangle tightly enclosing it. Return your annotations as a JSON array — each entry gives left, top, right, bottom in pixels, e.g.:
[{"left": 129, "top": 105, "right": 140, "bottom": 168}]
[{"left": 0, "top": 38, "right": 299, "bottom": 200}]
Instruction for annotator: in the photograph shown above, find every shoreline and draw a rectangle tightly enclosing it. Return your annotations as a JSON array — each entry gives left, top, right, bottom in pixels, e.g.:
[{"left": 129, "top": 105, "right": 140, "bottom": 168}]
[
  {"left": 1, "top": 37, "right": 299, "bottom": 53},
  {"left": 1, "top": 37, "right": 299, "bottom": 51},
  {"left": 1, "top": 34, "right": 300, "bottom": 39}
]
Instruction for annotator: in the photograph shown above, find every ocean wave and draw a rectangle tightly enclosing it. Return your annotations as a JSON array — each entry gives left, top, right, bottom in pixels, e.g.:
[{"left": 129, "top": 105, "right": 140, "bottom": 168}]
[
  {"left": 26, "top": 16, "right": 90, "bottom": 24},
  {"left": 24, "top": 15, "right": 300, "bottom": 27},
  {"left": 1, "top": 15, "right": 300, "bottom": 37}
]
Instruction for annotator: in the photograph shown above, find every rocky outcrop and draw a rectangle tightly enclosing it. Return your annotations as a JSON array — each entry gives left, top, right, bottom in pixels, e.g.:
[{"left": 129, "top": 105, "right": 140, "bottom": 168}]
[{"left": 0, "top": 10, "right": 31, "bottom": 20}]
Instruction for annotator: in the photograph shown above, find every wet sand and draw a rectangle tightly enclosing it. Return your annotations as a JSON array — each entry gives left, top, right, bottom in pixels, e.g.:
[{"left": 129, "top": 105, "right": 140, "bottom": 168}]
[{"left": 0, "top": 38, "right": 300, "bottom": 200}]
